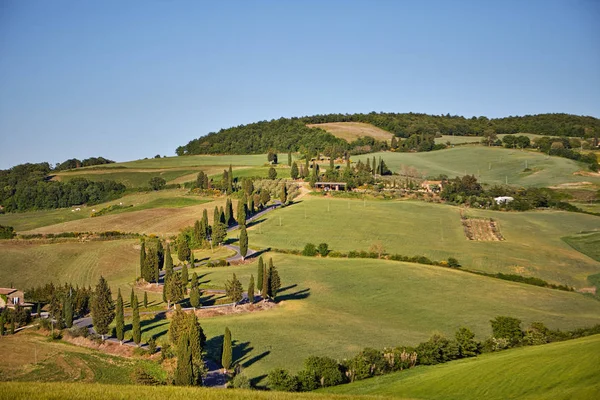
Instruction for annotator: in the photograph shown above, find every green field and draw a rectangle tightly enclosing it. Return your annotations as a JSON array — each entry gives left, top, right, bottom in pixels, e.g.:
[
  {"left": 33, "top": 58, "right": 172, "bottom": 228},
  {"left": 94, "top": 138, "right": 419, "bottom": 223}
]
[
  {"left": 135, "top": 253, "right": 600, "bottom": 383},
  {"left": 354, "top": 147, "right": 600, "bottom": 188},
  {"left": 0, "top": 382, "right": 377, "bottom": 400},
  {"left": 248, "top": 197, "right": 600, "bottom": 287},
  {"left": 435, "top": 133, "right": 547, "bottom": 145},
  {"left": 0, "top": 331, "right": 163, "bottom": 385},
  {"left": 323, "top": 334, "right": 600, "bottom": 400}
]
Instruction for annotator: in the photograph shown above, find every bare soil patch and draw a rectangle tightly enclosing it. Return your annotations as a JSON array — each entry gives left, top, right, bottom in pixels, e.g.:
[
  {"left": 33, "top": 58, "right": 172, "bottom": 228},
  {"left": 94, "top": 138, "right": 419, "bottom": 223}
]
[
  {"left": 461, "top": 212, "right": 504, "bottom": 241},
  {"left": 307, "top": 122, "right": 394, "bottom": 143},
  {"left": 194, "top": 301, "right": 276, "bottom": 318}
]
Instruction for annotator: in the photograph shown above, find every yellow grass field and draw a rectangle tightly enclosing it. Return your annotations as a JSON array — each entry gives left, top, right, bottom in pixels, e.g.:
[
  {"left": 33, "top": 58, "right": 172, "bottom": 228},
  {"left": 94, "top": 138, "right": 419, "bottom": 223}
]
[{"left": 307, "top": 122, "right": 394, "bottom": 143}]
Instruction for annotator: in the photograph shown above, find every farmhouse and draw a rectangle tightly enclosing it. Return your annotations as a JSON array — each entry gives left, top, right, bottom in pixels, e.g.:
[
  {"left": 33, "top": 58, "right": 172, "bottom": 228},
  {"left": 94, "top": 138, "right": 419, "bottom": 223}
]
[
  {"left": 314, "top": 182, "right": 347, "bottom": 191},
  {"left": 0, "top": 287, "right": 32, "bottom": 309},
  {"left": 421, "top": 180, "right": 443, "bottom": 193}
]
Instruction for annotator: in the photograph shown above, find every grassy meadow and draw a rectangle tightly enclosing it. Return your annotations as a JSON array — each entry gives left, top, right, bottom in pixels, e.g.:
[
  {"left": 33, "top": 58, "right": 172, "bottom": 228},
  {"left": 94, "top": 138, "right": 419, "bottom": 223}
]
[
  {"left": 353, "top": 147, "right": 600, "bottom": 188},
  {"left": 134, "top": 253, "right": 600, "bottom": 383},
  {"left": 248, "top": 197, "right": 600, "bottom": 287},
  {"left": 322, "top": 334, "right": 600, "bottom": 400}
]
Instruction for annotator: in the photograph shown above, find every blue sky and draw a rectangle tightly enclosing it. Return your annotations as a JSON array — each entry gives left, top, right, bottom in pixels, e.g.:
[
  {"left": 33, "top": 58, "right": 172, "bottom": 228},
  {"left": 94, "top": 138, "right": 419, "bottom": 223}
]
[{"left": 0, "top": 0, "right": 599, "bottom": 168}]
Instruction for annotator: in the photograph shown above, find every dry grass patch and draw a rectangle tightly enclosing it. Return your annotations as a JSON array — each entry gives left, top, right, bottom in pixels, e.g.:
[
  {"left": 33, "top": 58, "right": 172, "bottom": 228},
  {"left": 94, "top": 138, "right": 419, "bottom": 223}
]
[{"left": 307, "top": 122, "right": 394, "bottom": 142}]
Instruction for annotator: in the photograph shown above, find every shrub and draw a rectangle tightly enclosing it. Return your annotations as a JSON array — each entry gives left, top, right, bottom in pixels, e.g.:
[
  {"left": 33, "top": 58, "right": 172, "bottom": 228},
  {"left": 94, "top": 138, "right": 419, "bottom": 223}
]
[
  {"left": 267, "top": 368, "right": 299, "bottom": 392},
  {"left": 302, "top": 356, "right": 345, "bottom": 388},
  {"left": 131, "top": 367, "right": 161, "bottom": 385},
  {"left": 0, "top": 225, "right": 16, "bottom": 239},
  {"left": 67, "top": 325, "right": 89, "bottom": 338},
  {"left": 416, "top": 334, "right": 459, "bottom": 365},
  {"left": 490, "top": 316, "right": 523, "bottom": 347},
  {"left": 317, "top": 243, "right": 329, "bottom": 256},
  {"left": 447, "top": 257, "right": 461, "bottom": 268},
  {"left": 302, "top": 243, "right": 318, "bottom": 257},
  {"left": 230, "top": 373, "right": 252, "bottom": 389}
]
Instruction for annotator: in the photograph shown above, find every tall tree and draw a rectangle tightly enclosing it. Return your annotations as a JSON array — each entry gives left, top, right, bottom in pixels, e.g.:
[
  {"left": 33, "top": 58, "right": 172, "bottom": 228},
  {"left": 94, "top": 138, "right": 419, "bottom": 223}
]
[
  {"left": 291, "top": 162, "right": 299, "bottom": 179},
  {"left": 139, "top": 241, "right": 146, "bottom": 279},
  {"left": 219, "top": 206, "right": 226, "bottom": 224},
  {"left": 268, "top": 166, "right": 277, "bottom": 179},
  {"left": 115, "top": 289, "right": 124, "bottom": 344},
  {"left": 257, "top": 257, "right": 264, "bottom": 294},
  {"left": 175, "top": 331, "right": 194, "bottom": 386},
  {"left": 222, "top": 327, "right": 233, "bottom": 373},
  {"left": 164, "top": 243, "right": 174, "bottom": 280},
  {"left": 130, "top": 288, "right": 135, "bottom": 308},
  {"left": 189, "top": 272, "right": 201, "bottom": 308},
  {"left": 280, "top": 182, "right": 288, "bottom": 204},
  {"left": 91, "top": 276, "right": 114, "bottom": 340},
  {"left": 262, "top": 262, "right": 269, "bottom": 300},
  {"left": 248, "top": 274, "right": 255, "bottom": 304},
  {"left": 213, "top": 206, "right": 220, "bottom": 227},
  {"left": 132, "top": 294, "right": 141, "bottom": 346},
  {"left": 268, "top": 259, "right": 281, "bottom": 300},
  {"left": 212, "top": 222, "right": 227, "bottom": 246},
  {"left": 225, "top": 198, "right": 233, "bottom": 226},
  {"left": 224, "top": 274, "right": 243, "bottom": 304},
  {"left": 143, "top": 291, "right": 148, "bottom": 308},
  {"left": 181, "top": 263, "right": 189, "bottom": 290},
  {"left": 202, "top": 209, "right": 209, "bottom": 235},
  {"left": 228, "top": 164, "right": 234, "bottom": 194},
  {"left": 239, "top": 225, "right": 248, "bottom": 260},
  {"left": 288, "top": 152, "right": 292, "bottom": 166},
  {"left": 178, "top": 238, "right": 191, "bottom": 265},
  {"left": 165, "top": 273, "right": 184, "bottom": 309},
  {"left": 63, "top": 292, "right": 74, "bottom": 328},
  {"left": 188, "top": 313, "right": 207, "bottom": 385},
  {"left": 248, "top": 196, "right": 254, "bottom": 215}
]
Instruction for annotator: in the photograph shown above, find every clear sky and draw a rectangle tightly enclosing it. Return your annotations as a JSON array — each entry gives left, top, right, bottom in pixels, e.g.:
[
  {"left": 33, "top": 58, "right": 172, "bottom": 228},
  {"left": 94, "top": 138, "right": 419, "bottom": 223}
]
[{"left": 0, "top": 0, "right": 599, "bottom": 168}]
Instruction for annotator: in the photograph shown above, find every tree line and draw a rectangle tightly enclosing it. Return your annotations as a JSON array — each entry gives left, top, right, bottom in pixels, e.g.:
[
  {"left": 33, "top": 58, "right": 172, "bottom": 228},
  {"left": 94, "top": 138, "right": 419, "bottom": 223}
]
[{"left": 0, "top": 162, "right": 126, "bottom": 212}]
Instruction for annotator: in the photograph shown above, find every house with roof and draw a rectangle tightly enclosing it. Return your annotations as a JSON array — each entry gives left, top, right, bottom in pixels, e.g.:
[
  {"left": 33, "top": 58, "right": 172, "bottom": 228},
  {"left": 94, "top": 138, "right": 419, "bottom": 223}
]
[{"left": 0, "top": 288, "right": 32, "bottom": 309}]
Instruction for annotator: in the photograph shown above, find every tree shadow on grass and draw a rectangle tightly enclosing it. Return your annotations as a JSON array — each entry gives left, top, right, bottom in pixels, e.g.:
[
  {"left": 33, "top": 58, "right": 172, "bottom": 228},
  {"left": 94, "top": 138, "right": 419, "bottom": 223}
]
[
  {"left": 246, "top": 218, "right": 267, "bottom": 229},
  {"left": 277, "top": 288, "right": 310, "bottom": 301},
  {"left": 278, "top": 284, "right": 297, "bottom": 293},
  {"left": 250, "top": 374, "right": 268, "bottom": 388},
  {"left": 240, "top": 350, "right": 270, "bottom": 369},
  {"left": 248, "top": 247, "right": 271, "bottom": 259}
]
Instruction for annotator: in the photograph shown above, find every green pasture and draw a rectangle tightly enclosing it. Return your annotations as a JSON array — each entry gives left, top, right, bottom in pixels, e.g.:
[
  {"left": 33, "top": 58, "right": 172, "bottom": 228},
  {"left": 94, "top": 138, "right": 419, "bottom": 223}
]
[
  {"left": 353, "top": 147, "right": 600, "bottom": 187},
  {"left": 137, "top": 253, "right": 600, "bottom": 383},
  {"left": 54, "top": 169, "right": 198, "bottom": 188},
  {"left": 79, "top": 154, "right": 274, "bottom": 170},
  {"left": 323, "top": 334, "right": 600, "bottom": 400},
  {"left": 248, "top": 197, "right": 600, "bottom": 287}
]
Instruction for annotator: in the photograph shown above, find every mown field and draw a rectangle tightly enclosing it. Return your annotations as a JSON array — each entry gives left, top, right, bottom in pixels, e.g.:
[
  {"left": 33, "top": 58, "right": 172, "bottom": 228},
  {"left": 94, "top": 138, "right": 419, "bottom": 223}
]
[
  {"left": 248, "top": 197, "right": 600, "bottom": 287},
  {"left": 0, "top": 331, "right": 163, "bottom": 385},
  {"left": 307, "top": 122, "right": 394, "bottom": 143},
  {"left": 134, "top": 253, "right": 600, "bottom": 383},
  {"left": 435, "top": 133, "right": 546, "bottom": 145},
  {"left": 0, "top": 381, "right": 378, "bottom": 400},
  {"left": 353, "top": 147, "right": 600, "bottom": 188},
  {"left": 322, "top": 334, "right": 600, "bottom": 400}
]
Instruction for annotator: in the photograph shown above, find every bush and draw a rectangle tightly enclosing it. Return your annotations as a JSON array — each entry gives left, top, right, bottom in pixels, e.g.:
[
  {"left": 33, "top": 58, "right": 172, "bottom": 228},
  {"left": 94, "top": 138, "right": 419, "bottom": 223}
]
[
  {"left": 447, "top": 257, "right": 461, "bottom": 268},
  {"left": 302, "top": 356, "right": 345, "bottom": 388},
  {"left": 302, "top": 243, "right": 318, "bottom": 257},
  {"left": 131, "top": 367, "right": 161, "bottom": 385},
  {"left": 416, "top": 334, "right": 459, "bottom": 365},
  {"left": 267, "top": 368, "right": 300, "bottom": 392},
  {"left": 490, "top": 316, "right": 523, "bottom": 347},
  {"left": 67, "top": 325, "right": 89, "bottom": 338},
  {"left": 317, "top": 243, "right": 329, "bottom": 256},
  {"left": 230, "top": 373, "right": 252, "bottom": 389},
  {"left": 0, "top": 225, "right": 16, "bottom": 239}
]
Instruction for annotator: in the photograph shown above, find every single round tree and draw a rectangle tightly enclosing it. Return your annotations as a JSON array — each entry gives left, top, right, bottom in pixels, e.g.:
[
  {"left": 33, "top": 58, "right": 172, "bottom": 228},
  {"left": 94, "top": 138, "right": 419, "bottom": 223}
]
[{"left": 91, "top": 276, "right": 115, "bottom": 340}]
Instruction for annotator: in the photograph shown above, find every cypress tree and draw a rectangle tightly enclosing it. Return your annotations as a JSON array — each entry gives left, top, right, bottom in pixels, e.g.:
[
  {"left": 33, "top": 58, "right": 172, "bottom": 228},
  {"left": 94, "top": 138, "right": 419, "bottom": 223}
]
[
  {"left": 132, "top": 295, "right": 141, "bottom": 346},
  {"left": 291, "top": 162, "right": 299, "bottom": 179},
  {"left": 288, "top": 152, "right": 292, "bottom": 166},
  {"left": 213, "top": 206, "right": 220, "bottom": 227},
  {"left": 224, "top": 274, "right": 243, "bottom": 304},
  {"left": 262, "top": 263, "right": 269, "bottom": 300},
  {"left": 268, "top": 166, "right": 277, "bottom": 179},
  {"left": 64, "top": 293, "right": 73, "bottom": 328},
  {"left": 237, "top": 198, "right": 247, "bottom": 226},
  {"left": 189, "top": 285, "right": 201, "bottom": 309},
  {"left": 10, "top": 318, "right": 15, "bottom": 334},
  {"left": 91, "top": 276, "right": 114, "bottom": 340},
  {"left": 228, "top": 164, "right": 234, "bottom": 194},
  {"left": 239, "top": 225, "right": 248, "bottom": 260},
  {"left": 157, "top": 240, "right": 164, "bottom": 270},
  {"left": 280, "top": 183, "right": 287, "bottom": 204},
  {"left": 166, "top": 273, "right": 184, "bottom": 309},
  {"left": 188, "top": 313, "right": 206, "bottom": 385},
  {"left": 143, "top": 291, "right": 148, "bottom": 308},
  {"left": 212, "top": 222, "right": 227, "bottom": 245},
  {"left": 225, "top": 199, "right": 232, "bottom": 226},
  {"left": 372, "top": 157, "right": 376, "bottom": 175},
  {"left": 194, "top": 220, "right": 201, "bottom": 244},
  {"left": 248, "top": 274, "right": 255, "bottom": 304},
  {"left": 115, "top": 289, "right": 124, "bottom": 344},
  {"left": 221, "top": 327, "right": 232, "bottom": 372},
  {"left": 130, "top": 288, "right": 135, "bottom": 308},
  {"left": 257, "top": 257, "right": 264, "bottom": 294},
  {"left": 219, "top": 206, "right": 226, "bottom": 224},
  {"left": 177, "top": 238, "right": 191, "bottom": 265},
  {"left": 190, "top": 272, "right": 198, "bottom": 289},
  {"left": 181, "top": 263, "right": 189, "bottom": 290},
  {"left": 330, "top": 156, "right": 334, "bottom": 171},
  {"left": 139, "top": 241, "right": 146, "bottom": 279},
  {"left": 248, "top": 196, "right": 254, "bottom": 215},
  {"left": 202, "top": 209, "right": 209, "bottom": 234},
  {"left": 175, "top": 331, "right": 194, "bottom": 386},
  {"left": 268, "top": 262, "right": 282, "bottom": 301},
  {"left": 164, "top": 244, "right": 173, "bottom": 280}
]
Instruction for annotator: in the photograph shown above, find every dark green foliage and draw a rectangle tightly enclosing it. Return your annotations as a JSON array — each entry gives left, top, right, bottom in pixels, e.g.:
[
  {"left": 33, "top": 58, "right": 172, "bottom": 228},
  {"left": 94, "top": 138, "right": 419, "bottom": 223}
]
[
  {"left": 0, "top": 316, "right": 4, "bottom": 336},
  {"left": 63, "top": 294, "right": 74, "bottom": 328},
  {"left": 257, "top": 257, "right": 264, "bottom": 294},
  {"left": 187, "top": 313, "right": 207, "bottom": 385},
  {"left": 268, "top": 260, "right": 281, "bottom": 300},
  {"left": 291, "top": 162, "right": 299, "bottom": 179},
  {"left": 165, "top": 273, "right": 184, "bottom": 308},
  {"left": 0, "top": 162, "right": 126, "bottom": 212},
  {"left": 455, "top": 327, "right": 479, "bottom": 357},
  {"left": 195, "top": 171, "right": 209, "bottom": 189},
  {"left": 447, "top": 257, "right": 461, "bottom": 268},
  {"left": 222, "top": 327, "right": 232, "bottom": 371},
  {"left": 54, "top": 156, "right": 114, "bottom": 171},
  {"left": 139, "top": 241, "right": 146, "bottom": 279},
  {"left": 130, "top": 288, "right": 135, "bottom": 308},
  {"left": 177, "top": 238, "right": 191, "bottom": 264},
  {"left": 148, "top": 176, "right": 167, "bottom": 191},
  {"left": 225, "top": 273, "right": 244, "bottom": 303},
  {"left": 10, "top": 318, "right": 15, "bottom": 334},
  {"left": 211, "top": 222, "right": 227, "bottom": 245},
  {"left": 237, "top": 196, "right": 247, "bottom": 227},
  {"left": 132, "top": 295, "right": 141, "bottom": 345},
  {"left": 115, "top": 289, "right": 124, "bottom": 343},
  {"left": 248, "top": 274, "right": 255, "bottom": 304},
  {"left": 302, "top": 243, "right": 318, "bottom": 256},
  {"left": 416, "top": 333, "right": 459, "bottom": 365},
  {"left": 302, "top": 356, "right": 345, "bottom": 388},
  {"left": 267, "top": 368, "right": 300, "bottom": 392},
  {"left": 91, "top": 276, "right": 114, "bottom": 337},
  {"left": 262, "top": 262, "right": 269, "bottom": 300},
  {"left": 239, "top": 225, "right": 248, "bottom": 259},
  {"left": 181, "top": 264, "right": 189, "bottom": 288},
  {"left": 0, "top": 225, "right": 16, "bottom": 239},
  {"left": 490, "top": 316, "right": 524, "bottom": 346},
  {"left": 288, "top": 152, "right": 292, "bottom": 166},
  {"left": 143, "top": 291, "right": 148, "bottom": 308},
  {"left": 175, "top": 331, "right": 194, "bottom": 386},
  {"left": 164, "top": 244, "right": 173, "bottom": 278},
  {"left": 189, "top": 285, "right": 201, "bottom": 309},
  {"left": 280, "top": 182, "right": 288, "bottom": 204},
  {"left": 268, "top": 166, "right": 277, "bottom": 180},
  {"left": 317, "top": 243, "right": 329, "bottom": 256},
  {"left": 230, "top": 374, "right": 251, "bottom": 389}
]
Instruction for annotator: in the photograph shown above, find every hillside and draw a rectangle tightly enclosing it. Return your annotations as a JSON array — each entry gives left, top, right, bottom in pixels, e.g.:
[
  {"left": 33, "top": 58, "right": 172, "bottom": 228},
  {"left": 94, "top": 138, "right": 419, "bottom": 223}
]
[
  {"left": 322, "top": 334, "right": 600, "bottom": 400},
  {"left": 177, "top": 112, "right": 600, "bottom": 155},
  {"left": 306, "top": 122, "right": 394, "bottom": 143}
]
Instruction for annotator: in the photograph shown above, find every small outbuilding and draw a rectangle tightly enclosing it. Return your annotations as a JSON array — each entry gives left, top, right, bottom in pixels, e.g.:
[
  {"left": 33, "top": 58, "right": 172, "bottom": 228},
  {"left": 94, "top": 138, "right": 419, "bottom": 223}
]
[
  {"left": 0, "top": 287, "right": 32, "bottom": 309},
  {"left": 494, "top": 196, "right": 514, "bottom": 205},
  {"left": 314, "top": 182, "right": 347, "bottom": 191}
]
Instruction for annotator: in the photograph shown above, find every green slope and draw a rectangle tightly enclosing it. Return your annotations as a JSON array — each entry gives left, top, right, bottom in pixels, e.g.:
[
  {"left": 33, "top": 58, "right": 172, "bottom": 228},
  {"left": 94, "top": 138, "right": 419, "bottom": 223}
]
[{"left": 322, "top": 334, "right": 600, "bottom": 400}]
